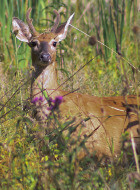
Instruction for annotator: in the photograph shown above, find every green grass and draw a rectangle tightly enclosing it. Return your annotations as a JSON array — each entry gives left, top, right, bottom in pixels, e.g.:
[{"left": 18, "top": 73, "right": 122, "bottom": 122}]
[{"left": 0, "top": 0, "right": 140, "bottom": 189}]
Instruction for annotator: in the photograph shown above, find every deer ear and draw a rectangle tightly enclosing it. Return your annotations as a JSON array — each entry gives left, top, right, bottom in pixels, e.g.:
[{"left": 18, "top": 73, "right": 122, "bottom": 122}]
[
  {"left": 12, "top": 17, "right": 32, "bottom": 42},
  {"left": 55, "top": 13, "right": 74, "bottom": 42}
]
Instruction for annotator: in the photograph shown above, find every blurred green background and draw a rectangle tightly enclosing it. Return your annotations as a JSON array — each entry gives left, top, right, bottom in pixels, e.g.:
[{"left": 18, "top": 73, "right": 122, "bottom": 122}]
[{"left": 0, "top": 0, "right": 140, "bottom": 189}]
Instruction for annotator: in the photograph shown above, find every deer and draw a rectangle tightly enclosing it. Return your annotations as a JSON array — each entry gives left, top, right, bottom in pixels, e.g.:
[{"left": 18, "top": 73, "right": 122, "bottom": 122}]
[{"left": 12, "top": 8, "right": 140, "bottom": 160}]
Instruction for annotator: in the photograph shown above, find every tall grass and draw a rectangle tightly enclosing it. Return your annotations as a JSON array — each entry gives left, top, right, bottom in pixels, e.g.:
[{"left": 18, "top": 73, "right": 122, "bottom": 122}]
[{"left": 0, "top": 0, "right": 140, "bottom": 189}]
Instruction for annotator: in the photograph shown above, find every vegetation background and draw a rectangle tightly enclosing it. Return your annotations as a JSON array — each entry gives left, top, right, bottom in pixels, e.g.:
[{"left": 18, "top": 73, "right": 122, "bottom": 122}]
[{"left": 0, "top": 0, "right": 140, "bottom": 189}]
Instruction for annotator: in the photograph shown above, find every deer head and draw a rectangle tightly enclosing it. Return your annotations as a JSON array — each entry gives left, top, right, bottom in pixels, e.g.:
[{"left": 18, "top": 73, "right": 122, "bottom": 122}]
[{"left": 12, "top": 8, "right": 74, "bottom": 67}]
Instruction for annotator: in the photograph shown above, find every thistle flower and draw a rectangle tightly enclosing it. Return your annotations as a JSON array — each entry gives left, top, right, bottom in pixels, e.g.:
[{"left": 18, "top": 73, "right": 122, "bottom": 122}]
[
  {"left": 31, "top": 97, "right": 39, "bottom": 104},
  {"left": 47, "top": 96, "right": 63, "bottom": 111},
  {"left": 31, "top": 95, "right": 63, "bottom": 111},
  {"left": 31, "top": 96, "right": 44, "bottom": 104},
  {"left": 39, "top": 96, "right": 44, "bottom": 102}
]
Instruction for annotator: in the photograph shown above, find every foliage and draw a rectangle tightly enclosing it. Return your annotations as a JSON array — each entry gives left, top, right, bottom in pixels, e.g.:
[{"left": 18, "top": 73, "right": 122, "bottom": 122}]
[{"left": 0, "top": 0, "right": 140, "bottom": 189}]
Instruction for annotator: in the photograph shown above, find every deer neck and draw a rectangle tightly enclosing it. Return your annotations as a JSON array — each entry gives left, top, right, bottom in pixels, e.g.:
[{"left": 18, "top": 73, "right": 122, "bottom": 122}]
[{"left": 31, "top": 61, "right": 58, "bottom": 99}]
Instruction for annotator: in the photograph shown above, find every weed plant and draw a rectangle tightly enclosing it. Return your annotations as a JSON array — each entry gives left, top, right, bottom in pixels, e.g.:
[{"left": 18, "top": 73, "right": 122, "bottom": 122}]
[{"left": 0, "top": 0, "right": 140, "bottom": 189}]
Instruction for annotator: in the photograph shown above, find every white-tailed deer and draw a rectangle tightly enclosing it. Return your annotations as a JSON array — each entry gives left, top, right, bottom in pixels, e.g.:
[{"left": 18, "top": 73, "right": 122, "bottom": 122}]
[{"left": 12, "top": 8, "right": 140, "bottom": 159}]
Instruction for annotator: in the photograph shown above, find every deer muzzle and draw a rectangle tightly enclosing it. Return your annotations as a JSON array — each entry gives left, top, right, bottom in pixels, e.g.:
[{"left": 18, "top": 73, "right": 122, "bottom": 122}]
[{"left": 40, "top": 53, "right": 51, "bottom": 63}]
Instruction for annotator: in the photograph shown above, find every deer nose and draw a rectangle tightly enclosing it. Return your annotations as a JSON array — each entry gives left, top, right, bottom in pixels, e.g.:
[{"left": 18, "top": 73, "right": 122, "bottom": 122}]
[{"left": 40, "top": 53, "right": 51, "bottom": 63}]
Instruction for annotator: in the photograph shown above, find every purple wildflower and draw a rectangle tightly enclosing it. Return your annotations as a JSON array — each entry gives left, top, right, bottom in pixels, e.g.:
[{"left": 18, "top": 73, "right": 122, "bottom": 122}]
[
  {"left": 31, "top": 97, "right": 39, "bottom": 104},
  {"left": 31, "top": 96, "right": 43, "bottom": 104},
  {"left": 47, "top": 96, "right": 63, "bottom": 111},
  {"left": 54, "top": 96, "right": 63, "bottom": 106},
  {"left": 39, "top": 96, "right": 44, "bottom": 102}
]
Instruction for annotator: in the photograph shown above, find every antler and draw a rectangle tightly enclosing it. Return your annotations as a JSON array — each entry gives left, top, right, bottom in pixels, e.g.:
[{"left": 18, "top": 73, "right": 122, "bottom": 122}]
[
  {"left": 51, "top": 10, "right": 60, "bottom": 33},
  {"left": 26, "top": 8, "right": 39, "bottom": 36}
]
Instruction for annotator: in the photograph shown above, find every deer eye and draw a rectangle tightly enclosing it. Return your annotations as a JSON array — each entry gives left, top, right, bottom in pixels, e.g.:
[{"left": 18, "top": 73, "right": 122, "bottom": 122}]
[
  {"left": 29, "top": 40, "right": 38, "bottom": 47},
  {"left": 53, "top": 41, "right": 57, "bottom": 47}
]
